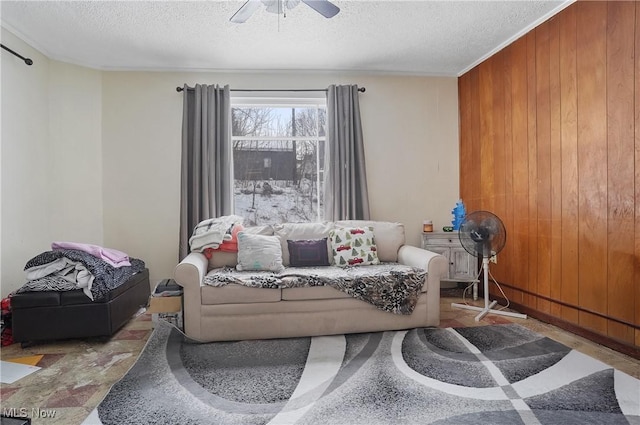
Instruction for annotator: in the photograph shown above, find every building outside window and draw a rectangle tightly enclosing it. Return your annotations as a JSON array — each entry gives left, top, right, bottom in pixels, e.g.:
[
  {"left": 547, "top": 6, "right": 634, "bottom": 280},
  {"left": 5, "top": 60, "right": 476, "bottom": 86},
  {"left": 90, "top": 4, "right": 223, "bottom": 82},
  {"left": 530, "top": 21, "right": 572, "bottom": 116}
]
[{"left": 231, "top": 98, "right": 326, "bottom": 225}]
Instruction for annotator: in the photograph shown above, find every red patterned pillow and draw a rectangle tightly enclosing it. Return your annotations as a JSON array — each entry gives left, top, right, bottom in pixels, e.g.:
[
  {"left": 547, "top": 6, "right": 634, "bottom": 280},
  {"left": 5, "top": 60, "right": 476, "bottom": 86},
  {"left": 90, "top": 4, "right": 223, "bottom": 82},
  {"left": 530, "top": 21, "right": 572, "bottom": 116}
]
[{"left": 329, "top": 226, "right": 379, "bottom": 267}]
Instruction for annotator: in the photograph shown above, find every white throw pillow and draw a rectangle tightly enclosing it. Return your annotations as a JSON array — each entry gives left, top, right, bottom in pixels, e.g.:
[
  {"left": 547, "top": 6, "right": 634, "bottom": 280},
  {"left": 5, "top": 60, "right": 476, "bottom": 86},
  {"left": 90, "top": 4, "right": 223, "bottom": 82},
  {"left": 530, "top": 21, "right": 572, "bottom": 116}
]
[
  {"left": 236, "top": 232, "right": 284, "bottom": 272},
  {"left": 207, "top": 225, "right": 275, "bottom": 269}
]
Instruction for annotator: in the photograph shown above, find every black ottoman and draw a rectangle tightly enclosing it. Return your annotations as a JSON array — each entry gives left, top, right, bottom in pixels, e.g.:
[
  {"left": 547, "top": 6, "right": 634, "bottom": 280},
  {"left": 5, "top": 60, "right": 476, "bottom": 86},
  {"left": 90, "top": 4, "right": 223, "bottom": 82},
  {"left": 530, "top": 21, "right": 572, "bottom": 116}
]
[{"left": 11, "top": 269, "right": 151, "bottom": 345}]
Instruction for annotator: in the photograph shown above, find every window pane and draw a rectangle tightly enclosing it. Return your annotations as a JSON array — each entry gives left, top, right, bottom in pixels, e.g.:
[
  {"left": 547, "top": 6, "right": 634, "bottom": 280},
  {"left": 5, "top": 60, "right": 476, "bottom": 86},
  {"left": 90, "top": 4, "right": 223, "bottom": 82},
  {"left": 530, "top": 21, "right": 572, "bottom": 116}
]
[
  {"left": 232, "top": 107, "right": 325, "bottom": 138},
  {"left": 233, "top": 140, "right": 295, "bottom": 181},
  {"left": 292, "top": 108, "right": 317, "bottom": 137},
  {"left": 232, "top": 107, "right": 280, "bottom": 137},
  {"left": 233, "top": 139, "right": 324, "bottom": 225},
  {"left": 231, "top": 101, "right": 326, "bottom": 226},
  {"left": 318, "top": 107, "right": 326, "bottom": 138}
]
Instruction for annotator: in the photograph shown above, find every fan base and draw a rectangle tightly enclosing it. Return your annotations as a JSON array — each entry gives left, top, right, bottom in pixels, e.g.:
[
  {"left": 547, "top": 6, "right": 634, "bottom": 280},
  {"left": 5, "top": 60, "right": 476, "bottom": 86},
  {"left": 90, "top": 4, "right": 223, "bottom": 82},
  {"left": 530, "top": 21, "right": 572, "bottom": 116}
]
[{"left": 451, "top": 301, "right": 528, "bottom": 322}]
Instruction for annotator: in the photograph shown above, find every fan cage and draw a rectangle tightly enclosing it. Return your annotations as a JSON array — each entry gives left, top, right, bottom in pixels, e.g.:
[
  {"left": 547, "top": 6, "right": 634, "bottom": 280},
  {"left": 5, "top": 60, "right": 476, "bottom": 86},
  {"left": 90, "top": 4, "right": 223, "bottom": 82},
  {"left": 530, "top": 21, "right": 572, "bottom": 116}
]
[{"left": 458, "top": 210, "right": 506, "bottom": 259}]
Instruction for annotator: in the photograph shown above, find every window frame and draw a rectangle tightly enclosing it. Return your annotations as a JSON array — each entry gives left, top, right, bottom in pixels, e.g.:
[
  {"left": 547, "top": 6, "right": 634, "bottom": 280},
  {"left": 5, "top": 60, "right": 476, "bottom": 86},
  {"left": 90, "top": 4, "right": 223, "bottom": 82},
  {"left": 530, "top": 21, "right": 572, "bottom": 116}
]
[{"left": 230, "top": 96, "right": 327, "bottom": 224}]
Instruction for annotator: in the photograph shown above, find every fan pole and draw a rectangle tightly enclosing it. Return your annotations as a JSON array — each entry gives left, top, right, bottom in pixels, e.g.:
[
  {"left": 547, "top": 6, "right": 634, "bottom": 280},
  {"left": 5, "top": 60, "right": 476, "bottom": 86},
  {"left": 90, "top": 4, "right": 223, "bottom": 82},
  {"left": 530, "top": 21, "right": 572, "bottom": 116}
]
[{"left": 451, "top": 257, "right": 527, "bottom": 321}]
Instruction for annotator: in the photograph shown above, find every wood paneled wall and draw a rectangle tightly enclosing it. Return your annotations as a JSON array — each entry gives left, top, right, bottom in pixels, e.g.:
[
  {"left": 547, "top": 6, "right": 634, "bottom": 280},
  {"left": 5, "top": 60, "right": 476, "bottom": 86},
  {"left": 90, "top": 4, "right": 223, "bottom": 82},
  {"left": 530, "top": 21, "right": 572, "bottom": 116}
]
[{"left": 458, "top": 0, "right": 639, "bottom": 352}]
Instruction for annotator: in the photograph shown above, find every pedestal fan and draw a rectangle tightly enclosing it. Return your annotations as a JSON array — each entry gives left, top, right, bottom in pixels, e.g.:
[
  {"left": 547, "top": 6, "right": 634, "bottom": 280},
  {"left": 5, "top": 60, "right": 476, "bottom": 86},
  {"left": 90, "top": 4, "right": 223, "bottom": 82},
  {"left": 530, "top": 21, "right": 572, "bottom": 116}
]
[{"left": 451, "top": 211, "right": 527, "bottom": 321}]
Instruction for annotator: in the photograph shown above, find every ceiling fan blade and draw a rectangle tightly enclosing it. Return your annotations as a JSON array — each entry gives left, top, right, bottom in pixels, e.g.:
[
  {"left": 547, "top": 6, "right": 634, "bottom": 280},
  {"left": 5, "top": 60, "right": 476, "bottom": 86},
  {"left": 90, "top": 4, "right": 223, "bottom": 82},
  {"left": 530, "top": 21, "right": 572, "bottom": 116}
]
[
  {"left": 230, "top": 0, "right": 262, "bottom": 23},
  {"left": 301, "top": 0, "right": 340, "bottom": 18}
]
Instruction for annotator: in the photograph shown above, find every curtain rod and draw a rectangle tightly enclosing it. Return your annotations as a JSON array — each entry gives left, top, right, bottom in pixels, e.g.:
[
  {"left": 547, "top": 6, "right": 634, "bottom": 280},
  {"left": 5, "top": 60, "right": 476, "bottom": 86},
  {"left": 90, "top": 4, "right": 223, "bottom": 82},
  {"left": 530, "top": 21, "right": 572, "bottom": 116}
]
[
  {"left": 1, "top": 44, "right": 33, "bottom": 66},
  {"left": 176, "top": 86, "right": 365, "bottom": 93}
]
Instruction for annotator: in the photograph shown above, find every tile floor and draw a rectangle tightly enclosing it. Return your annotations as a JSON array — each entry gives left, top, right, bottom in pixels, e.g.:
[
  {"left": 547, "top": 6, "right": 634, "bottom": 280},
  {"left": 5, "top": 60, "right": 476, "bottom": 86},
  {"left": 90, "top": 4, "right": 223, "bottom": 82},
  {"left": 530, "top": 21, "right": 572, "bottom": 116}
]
[{"left": 1, "top": 290, "right": 638, "bottom": 425}]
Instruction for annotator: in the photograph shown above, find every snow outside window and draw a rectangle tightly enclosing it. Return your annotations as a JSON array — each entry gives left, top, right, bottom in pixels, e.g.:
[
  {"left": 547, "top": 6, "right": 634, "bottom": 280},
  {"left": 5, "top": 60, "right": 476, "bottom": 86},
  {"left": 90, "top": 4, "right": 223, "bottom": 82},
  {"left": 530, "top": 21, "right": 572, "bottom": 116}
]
[{"left": 231, "top": 98, "right": 326, "bottom": 226}]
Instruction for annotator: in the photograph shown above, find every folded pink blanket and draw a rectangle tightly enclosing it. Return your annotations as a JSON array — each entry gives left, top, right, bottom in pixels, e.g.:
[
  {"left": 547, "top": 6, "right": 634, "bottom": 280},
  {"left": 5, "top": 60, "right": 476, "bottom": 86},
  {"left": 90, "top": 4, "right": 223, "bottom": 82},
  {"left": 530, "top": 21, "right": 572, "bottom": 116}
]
[
  {"left": 51, "top": 241, "right": 131, "bottom": 268},
  {"left": 202, "top": 224, "right": 245, "bottom": 259}
]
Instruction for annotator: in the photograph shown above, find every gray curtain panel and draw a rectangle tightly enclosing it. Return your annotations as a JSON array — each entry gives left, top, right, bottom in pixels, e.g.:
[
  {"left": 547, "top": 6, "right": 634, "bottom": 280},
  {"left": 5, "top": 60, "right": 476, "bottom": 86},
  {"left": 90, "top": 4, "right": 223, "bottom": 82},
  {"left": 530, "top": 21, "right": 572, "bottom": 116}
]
[
  {"left": 179, "top": 84, "right": 233, "bottom": 260},
  {"left": 324, "top": 84, "right": 370, "bottom": 221}
]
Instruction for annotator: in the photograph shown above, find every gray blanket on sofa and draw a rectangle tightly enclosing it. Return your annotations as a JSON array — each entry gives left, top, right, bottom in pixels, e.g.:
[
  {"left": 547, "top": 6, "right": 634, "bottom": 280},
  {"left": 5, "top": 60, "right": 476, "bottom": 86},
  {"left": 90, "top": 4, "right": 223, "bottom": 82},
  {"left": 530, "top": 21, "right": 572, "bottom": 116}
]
[{"left": 203, "top": 263, "right": 426, "bottom": 315}]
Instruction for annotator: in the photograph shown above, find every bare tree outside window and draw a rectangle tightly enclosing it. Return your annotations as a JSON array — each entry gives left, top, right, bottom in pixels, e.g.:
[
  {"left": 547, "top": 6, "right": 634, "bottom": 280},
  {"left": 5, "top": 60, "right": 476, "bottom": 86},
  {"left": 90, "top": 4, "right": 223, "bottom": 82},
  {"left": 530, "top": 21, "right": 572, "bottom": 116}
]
[{"left": 231, "top": 101, "right": 326, "bottom": 226}]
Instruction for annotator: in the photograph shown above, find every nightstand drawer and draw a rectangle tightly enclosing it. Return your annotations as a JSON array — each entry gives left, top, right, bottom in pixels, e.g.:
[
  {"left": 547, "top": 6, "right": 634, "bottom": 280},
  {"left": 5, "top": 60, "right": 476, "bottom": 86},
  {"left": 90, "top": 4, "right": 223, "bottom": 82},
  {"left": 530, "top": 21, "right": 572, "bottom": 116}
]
[{"left": 422, "top": 232, "right": 459, "bottom": 246}]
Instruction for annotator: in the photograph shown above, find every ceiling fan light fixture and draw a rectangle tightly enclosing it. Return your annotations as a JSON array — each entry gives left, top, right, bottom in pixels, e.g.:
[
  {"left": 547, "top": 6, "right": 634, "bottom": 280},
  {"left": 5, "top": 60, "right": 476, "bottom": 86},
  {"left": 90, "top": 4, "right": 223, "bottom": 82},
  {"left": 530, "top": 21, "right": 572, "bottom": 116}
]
[
  {"left": 263, "top": 0, "right": 300, "bottom": 14},
  {"left": 230, "top": 0, "right": 339, "bottom": 23}
]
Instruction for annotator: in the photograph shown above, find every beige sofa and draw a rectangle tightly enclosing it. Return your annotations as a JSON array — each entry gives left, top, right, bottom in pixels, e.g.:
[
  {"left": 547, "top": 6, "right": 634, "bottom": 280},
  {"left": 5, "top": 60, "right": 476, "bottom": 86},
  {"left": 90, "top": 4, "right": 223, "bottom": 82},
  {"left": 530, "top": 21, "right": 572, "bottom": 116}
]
[{"left": 174, "top": 220, "right": 448, "bottom": 342}]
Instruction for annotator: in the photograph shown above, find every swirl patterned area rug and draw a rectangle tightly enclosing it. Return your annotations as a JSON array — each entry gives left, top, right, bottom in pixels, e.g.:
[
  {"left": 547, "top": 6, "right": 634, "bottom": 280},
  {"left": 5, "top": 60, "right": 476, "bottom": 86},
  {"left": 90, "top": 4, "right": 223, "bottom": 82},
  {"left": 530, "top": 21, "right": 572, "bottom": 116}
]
[{"left": 84, "top": 321, "right": 639, "bottom": 425}]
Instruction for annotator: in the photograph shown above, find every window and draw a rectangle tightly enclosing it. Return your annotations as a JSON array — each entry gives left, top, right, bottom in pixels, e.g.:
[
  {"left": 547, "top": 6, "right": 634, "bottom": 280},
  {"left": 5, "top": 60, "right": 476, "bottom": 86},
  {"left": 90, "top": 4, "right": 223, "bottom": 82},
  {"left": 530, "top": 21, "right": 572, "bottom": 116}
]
[{"left": 231, "top": 98, "right": 326, "bottom": 226}]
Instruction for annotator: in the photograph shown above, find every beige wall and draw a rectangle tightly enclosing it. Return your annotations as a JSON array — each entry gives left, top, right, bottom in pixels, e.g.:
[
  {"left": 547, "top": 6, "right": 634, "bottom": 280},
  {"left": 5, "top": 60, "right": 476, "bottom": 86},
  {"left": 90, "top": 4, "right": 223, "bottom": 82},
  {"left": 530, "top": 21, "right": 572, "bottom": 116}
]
[
  {"left": 1, "top": 28, "right": 103, "bottom": 297},
  {"left": 48, "top": 61, "right": 103, "bottom": 244},
  {"left": 2, "top": 27, "right": 460, "bottom": 295},
  {"left": 101, "top": 72, "right": 460, "bottom": 286},
  {"left": 1, "top": 28, "right": 50, "bottom": 296}
]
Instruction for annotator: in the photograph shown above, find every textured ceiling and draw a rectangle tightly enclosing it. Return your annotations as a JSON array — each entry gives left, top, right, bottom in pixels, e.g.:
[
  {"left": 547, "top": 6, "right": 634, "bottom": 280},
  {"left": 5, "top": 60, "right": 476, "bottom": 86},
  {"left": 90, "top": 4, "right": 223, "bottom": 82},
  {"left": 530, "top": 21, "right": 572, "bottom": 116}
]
[{"left": 1, "top": 0, "right": 572, "bottom": 76}]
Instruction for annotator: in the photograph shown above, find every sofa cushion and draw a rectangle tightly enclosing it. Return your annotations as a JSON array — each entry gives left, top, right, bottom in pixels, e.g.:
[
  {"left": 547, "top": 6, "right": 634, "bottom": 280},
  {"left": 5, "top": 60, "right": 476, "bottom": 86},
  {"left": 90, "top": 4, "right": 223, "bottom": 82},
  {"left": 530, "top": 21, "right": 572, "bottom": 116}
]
[
  {"left": 201, "top": 283, "right": 281, "bottom": 305},
  {"left": 236, "top": 232, "right": 284, "bottom": 272},
  {"left": 208, "top": 251, "right": 238, "bottom": 269},
  {"left": 287, "top": 239, "right": 330, "bottom": 267},
  {"left": 273, "top": 222, "right": 334, "bottom": 266},
  {"left": 281, "top": 285, "right": 351, "bottom": 301},
  {"left": 208, "top": 225, "right": 274, "bottom": 270},
  {"left": 335, "top": 220, "right": 405, "bottom": 262},
  {"left": 329, "top": 226, "right": 380, "bottom": 267}
]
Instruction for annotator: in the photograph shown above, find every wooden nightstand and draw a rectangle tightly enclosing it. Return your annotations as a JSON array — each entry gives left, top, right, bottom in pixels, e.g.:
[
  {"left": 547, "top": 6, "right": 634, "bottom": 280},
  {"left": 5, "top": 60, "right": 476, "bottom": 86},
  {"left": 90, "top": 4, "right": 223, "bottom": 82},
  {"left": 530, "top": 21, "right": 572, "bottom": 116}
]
[{"left": 422, "top": 232, "right": 479, "bottom": 299}]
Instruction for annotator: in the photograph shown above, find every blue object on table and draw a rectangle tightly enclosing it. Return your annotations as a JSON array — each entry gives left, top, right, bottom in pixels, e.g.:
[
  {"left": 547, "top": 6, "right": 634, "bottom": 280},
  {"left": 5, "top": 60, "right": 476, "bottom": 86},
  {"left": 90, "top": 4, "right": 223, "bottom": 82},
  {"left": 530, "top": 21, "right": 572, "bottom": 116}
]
[{"left": 451, "top": 200, "right": 466, "bottom": 230}]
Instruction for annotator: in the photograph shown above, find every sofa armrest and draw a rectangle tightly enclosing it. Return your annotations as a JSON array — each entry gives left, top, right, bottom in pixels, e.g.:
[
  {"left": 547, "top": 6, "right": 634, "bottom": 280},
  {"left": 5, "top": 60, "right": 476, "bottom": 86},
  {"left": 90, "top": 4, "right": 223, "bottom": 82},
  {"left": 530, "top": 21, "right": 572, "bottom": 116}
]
[
  {"left": 174, "top": 252, "right": 208, "bottom": 290},
  {"left": 397, "top": 245, "right": 447, "bottom": 320},
  {"left": 398, "top": 245, "right": 447, "bottom": 325},
  {"left": 174, "top": 252, "right": 208, "bottom": 339}
]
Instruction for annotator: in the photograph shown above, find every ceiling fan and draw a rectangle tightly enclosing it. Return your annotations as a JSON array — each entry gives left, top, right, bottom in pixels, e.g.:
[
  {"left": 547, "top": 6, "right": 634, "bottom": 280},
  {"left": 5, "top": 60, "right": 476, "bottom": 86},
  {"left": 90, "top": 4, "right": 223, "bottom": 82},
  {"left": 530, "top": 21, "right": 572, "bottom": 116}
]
[{"left": 230, "top": 0, "right": 340, "bottom": 23}]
